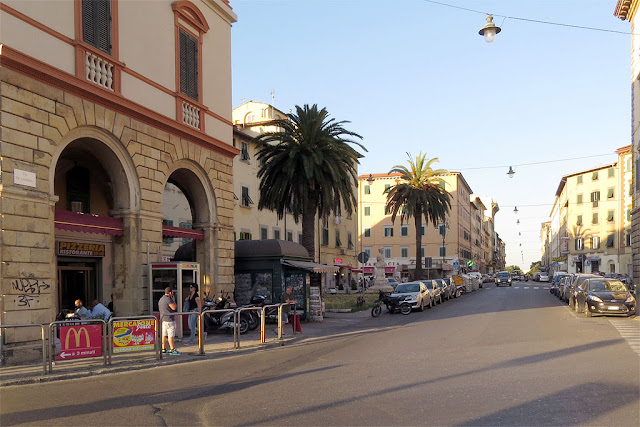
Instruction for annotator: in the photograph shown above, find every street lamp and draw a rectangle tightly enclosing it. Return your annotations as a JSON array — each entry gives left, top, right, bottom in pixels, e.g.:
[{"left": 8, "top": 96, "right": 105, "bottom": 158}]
[
  {"left": 439, "top": 221, "right": 449, "bottom": 277},
  {"left": 507, "top": 166, "right": 515, "bottom": 178},
  {"left": 367, "top": 173, "right": 374, "bottom": 184},
  {"left": 517, "top": 219, "right": 520, "bottom": 224},
  {"left": 513, "top": 206, "right": 518, "bottom": 214},
  {"left": 478, "top": 14, "right": 502, "bottom": 43}
]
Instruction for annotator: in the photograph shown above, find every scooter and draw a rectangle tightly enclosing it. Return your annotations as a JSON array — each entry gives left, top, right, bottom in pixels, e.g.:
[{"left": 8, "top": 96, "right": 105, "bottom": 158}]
[
  {"left": 202, "top": 295, "right": 251, "bottom": 335},
  {"left": 371, "top": 291, "right": 410, "bottom": 317}
]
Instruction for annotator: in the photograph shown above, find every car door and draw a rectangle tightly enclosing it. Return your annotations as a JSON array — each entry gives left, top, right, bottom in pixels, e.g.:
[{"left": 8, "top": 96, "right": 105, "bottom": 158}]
[{"left": 419, "top": 283, "right": 428, "bottom": 306}]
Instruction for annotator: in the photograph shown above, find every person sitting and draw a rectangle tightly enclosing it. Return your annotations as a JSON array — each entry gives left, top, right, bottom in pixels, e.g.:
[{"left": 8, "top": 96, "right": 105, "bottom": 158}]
[
  {"left": 74, "top": 299, "right": 89, "bottom": 319},
  {"left": 88, "top": 299, "right": 111, "bottom": 320}
]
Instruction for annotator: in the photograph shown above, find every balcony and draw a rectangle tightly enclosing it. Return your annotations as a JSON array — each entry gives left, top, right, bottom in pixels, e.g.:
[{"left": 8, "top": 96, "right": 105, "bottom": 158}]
[{"left": 85, "top": 51, "right": 114, "bottom": 91}]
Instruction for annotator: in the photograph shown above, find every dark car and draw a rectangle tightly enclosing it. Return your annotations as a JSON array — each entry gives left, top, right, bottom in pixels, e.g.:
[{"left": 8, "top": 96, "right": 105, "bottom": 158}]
[
  {"left": 435, "top": 279, "right": 452, "bottom": 301},
  {"left": 574, "top": 278, "right": 637, "bottom": 317},
  {"left": 566, "top": 274, "right": 600, "bottom": 307},
  {"left": 438, "top": 278, "right": 455, "bottom": 300},
  {"left": 495, "top": 271, "right": 511, "bottom": 287}
]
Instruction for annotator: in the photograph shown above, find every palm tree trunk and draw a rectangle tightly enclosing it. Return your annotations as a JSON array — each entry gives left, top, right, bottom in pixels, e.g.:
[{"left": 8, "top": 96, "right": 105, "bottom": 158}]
[
  {"left": 414, "top": 208, "right": 423, "bottom": 279},
  {"left": 302, "top": 202, "right": 317, "bottom": 260}
]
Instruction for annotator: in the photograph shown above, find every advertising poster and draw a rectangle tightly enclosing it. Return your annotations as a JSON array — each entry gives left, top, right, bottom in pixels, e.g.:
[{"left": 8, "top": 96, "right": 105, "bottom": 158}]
[
  {"left": 112, "top": 319, "right": 156, "bottom": 353},
  {"left": 56, "top": 324, "right": 103, "bottom": 360}
]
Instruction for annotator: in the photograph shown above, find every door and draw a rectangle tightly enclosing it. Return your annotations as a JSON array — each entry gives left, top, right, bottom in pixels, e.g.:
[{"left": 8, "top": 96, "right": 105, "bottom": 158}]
[{"left": 58, "top": 265, "right": 96, "bottom": 313}]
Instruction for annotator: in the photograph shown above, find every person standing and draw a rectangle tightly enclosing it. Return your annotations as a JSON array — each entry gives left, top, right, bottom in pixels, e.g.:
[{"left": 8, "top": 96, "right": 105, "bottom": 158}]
[
  {"left": 278, "top": 286, "right": 295, "bottom": 335},
  {"left": 159, "top": 287, "right": 180, "bottom": 355},
  {"left": 184, "top": 284, "right": 204, "bottom": 345}
]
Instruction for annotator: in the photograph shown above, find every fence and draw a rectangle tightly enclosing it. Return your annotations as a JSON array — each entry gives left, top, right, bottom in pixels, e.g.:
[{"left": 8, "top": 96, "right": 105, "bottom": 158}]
[
  {"left": 0, "top": 324, "right": 48, "bottom": 375},
  {"left": 48, "top": 319, "right": 107, "bottom": 373},
  {"left": 108, "top": 315, "right": 159, "bottom": 364}
]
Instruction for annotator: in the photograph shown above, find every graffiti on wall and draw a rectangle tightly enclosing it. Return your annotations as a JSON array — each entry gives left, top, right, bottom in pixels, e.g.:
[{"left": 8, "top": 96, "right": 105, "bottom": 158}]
[{"left": 11, "top": 277, "right": 50, "bottom": 308}]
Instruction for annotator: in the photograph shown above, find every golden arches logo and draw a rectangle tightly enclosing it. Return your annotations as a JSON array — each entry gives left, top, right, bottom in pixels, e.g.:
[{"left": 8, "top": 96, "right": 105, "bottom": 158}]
[{"left": 64, "top": 327, "right": 91, "bottom": 349}]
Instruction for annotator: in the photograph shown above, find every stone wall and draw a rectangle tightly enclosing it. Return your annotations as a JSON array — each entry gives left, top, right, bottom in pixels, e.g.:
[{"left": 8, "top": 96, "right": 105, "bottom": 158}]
[{"left": 1, "top": 68, "right": 235, "bottom": 342}]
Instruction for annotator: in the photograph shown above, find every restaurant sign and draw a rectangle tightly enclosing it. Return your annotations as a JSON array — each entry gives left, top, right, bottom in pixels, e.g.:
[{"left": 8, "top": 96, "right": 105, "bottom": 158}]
[{"left": 57, "top": 241, "right": 105, "bottom": 257}]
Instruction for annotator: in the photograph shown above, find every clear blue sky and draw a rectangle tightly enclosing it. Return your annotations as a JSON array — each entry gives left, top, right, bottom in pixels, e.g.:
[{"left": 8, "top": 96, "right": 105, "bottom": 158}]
[{"left": 231, "top": 0, "right": 631, "bottom": 271}]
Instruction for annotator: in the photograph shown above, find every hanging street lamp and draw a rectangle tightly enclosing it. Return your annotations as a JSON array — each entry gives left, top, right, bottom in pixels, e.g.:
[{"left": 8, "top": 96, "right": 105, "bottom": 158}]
[
  {"left": 513, "top": 206, "right": 518, "bottom": 214},
  {"left": 507, "top": 166, "right": 515, "bottom": 178},
  {"left": 479, "top": 14, "right": 502, "bottom": 43}
]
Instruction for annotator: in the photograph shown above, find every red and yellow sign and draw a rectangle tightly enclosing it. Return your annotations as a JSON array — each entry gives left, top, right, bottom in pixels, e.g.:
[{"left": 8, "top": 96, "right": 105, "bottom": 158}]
[
  {"left": 56, "top": 325, "right": 103, "bottom": 360},
  {"left": 112, "top": 319, "right": 155, "bottom": 353}
]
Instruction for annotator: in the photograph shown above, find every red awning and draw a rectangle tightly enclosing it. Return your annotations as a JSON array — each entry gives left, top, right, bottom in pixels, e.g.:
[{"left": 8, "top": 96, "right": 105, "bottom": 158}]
[
  {"left": 54, "top": 210, "right": 123, "bottom": 236},
  {"left": 363, "top": 267, "right": 374, "bottom": 274},
  {"left": 385, "top": 266, "right": 396, "bottom": 274},
  {"left": 351, "top": 268, "right": 363, "bottom": 273},
  {"left": 162, "top": 225, "right": 204, "bottom": 240}
]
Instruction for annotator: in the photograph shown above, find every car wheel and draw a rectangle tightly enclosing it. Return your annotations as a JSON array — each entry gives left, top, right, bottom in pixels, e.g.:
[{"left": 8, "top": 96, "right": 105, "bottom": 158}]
[
  {"left": 419, "top": 300, "right": 425, "bottom": 312},
  {"left": 509, "top": 283, "right": 512, "bottom": 287},
  {"left": 455, "top": 289, "right": 461, "bottom": 298},
  {"left": 584, "top": 302, "right": 592, "bottom": 317},
  {"left": 400, "top": 303, "right": 411, "bottom": 315}
]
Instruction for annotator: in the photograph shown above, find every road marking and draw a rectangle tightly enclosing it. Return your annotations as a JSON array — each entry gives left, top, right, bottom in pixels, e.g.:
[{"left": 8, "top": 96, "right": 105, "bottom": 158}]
[
  {"left": 524, "top": 287, "right": 529, "bottom": 289},
  {"left": 609, "top": 319, "right": 640, "bottom": 356},
  {"left": 543, "top": 287, "right": 550, "bottom": 290},
  {"left": 514, "top": 287, "right": 520, "bottom": 289},
  {"left": 534, "top": 287, "right": 539, "bottom": 289}
]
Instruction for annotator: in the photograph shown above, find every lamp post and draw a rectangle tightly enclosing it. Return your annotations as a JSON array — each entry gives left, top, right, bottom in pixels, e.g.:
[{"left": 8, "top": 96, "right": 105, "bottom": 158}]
[{"left": 440, "top": 221, "right": 449, "bottom": 277}]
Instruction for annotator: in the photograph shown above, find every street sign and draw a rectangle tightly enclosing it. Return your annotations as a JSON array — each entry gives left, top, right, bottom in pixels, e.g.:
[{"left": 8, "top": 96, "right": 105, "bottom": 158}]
[
  {"left": 56, "top": 324, "right": 102, "bottom": 360},
  {"left": 424, "top": 257, "right": 432, "bottom": 268},
  {"left": 357, "top": 251, "right": 369, "bottom": 264},
  {"left": 453, "top": 261, "right": 460, "bottom": 271}
]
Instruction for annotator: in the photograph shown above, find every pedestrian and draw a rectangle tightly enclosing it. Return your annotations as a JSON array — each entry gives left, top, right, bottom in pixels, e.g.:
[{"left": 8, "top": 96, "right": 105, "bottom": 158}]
[
  {"left": 74, "top": 299, "right": 88, "bottom": 319},
  {"left": 159, "top": 287, "right": 180, "bottom": 355},
  {"left": 88, "top": 299, "right": 111, "bottom": 320},
  {"left": 184, "top": 283, "right": 204, "bottom": 345},
  {"left": 277, "top": 286, "right": 295, "bottom": 335}
]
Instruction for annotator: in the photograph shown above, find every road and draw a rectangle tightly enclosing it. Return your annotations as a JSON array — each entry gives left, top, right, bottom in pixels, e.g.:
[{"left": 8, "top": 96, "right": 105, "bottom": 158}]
[{"left": 1, "top": 281, "right": 638, "bottom": 426}]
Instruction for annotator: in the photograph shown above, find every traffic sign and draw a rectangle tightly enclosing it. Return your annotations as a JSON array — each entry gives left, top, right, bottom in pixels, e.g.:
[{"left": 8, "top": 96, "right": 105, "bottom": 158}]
[
  {"left": 357, "top": 251, "right": 369, "bottom": 264},
  {"left": 453, "top": 262, "right": 460, "bottom": 271}
]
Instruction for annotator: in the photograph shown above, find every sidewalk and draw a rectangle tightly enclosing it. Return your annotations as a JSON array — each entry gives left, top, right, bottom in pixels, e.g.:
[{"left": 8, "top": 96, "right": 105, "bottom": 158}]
[{"left": 0, "top": 311, "right": 372, "bottom": 387}]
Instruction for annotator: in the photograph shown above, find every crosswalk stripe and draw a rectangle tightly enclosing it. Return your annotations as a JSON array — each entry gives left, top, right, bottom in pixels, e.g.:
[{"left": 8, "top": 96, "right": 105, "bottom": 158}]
[
  {"left": 609, "top": 320, "right": 640, "bottom": 355},
  {"left": 524, "top": 287, "right": 529, "bottom": 289},
  {"left": 534, "top": 287, "right": 539, "bottom": 289}
]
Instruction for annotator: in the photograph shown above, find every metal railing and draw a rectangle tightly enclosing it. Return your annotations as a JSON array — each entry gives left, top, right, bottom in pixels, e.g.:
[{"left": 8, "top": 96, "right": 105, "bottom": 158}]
[
  {"left": 107, "top": 316, "right": 159, "bottom": 365},
  {"left": 0, "top": 324, "right": 48, "bottom": 375},
  {"left": 159, "top": 312, "right": 205, "bottom": 357},
  {"left": 48, "top": 319, "right": 107, "bottom": 373},
  {"left": 234, "top": 306, "right": 262, "bottom": 349},
  {"left": 259, "top": 303, "right": 296, "bottom": 343}
]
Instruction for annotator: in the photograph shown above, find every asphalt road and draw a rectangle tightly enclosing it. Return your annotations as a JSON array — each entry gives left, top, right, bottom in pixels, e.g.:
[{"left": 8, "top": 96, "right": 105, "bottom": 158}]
[{"left": 1, "top": 281, "right": 638, "bottom": 426}]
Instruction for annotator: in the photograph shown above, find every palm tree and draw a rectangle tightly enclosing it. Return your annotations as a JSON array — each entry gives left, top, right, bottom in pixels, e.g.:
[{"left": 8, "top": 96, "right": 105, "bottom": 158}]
[
  {"left": 386, "top": 153, "right": 451, "bottom": 279},
  {"left": 254, "top": 104, "right": 366, "bottom": 258}
]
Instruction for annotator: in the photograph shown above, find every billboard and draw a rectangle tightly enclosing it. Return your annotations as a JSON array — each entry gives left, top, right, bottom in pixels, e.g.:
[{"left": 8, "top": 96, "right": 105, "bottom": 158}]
[
  {"left": 56, "top": 324, "right": 103, "bottom": 360},
  {"left": 112, "top": 319, "right": 156, "bottom": 353}
]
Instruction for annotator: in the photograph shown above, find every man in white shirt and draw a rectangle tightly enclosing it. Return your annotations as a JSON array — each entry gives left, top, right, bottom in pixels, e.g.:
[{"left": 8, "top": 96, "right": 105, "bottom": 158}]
[{"left": 88, "top": 299, "right": 111, "bottom": 320}]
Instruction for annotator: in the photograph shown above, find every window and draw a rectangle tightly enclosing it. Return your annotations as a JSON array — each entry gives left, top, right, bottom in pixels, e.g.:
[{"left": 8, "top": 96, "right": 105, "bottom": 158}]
[
  {"left": 232, "top": 138, "right": 236, "bottom": 148},
  {"left": 577, "top": 175, "right": 583, "bottom": 184},
  {"left": 179, "top": 29, "right": 199, "bottom": 100},
  {"left": 384, "top": 226, "right": 393, "bottom": 237},
  {"left": 364, "top": 206, "right": 371, "bottom": 216},
  {"left": 298, "top": 233, "right": 303, "bottom": 244},
  {"left": 162, "top": 219, "right": 174, "bottom": 244},
  {"left": 241, "top": 186, "right": 253, "bottom": 207},
  {"left": 401, "top": 225, "right": 408, "bottom": 237},
  {"left": 239, "top": 231, "right": 252, "bottom": 240},
  {"left": 385, "top": 205, "right": 392, "bottom": 215},
  {"left": 66, "top": 166, "right": 91, "bottom": 213},
  {"left": 607, "top": 188, "right": 614, "bottom": 199},
  {"left": 592, "top": 213, "right": 598, "bottom": 224},
  {"left": 591, "top": 236, "right": 600, "bottom": 250},
  {"left": 628, "top": 209, "right": 632, "bottom": 222},
  {"left": 591, "top": 191, "right": 600, "bottom": 207},
  {"left": 287, "top": 231, "right": 293, "bottom": 242},
  {"left": 384, "top": 184, "right": 391, "bottom": 193},
  {"left": 576, "top": 215, "right": 582, "bottom": 226},
  {"left": 273, "top": 229, "right": 280, "bottom": 240},
  {"left": 335, "top": 230, "right": 342, "bottom": 247},
  {"left": 606, "top": 234, "right": 614, "bottom": 248},
  {"left": 364, "top": 185, "right": 370, "bottom": 195},
  {"left": 421, "top": 246, "right": 425, "bottom": 257},
  {"left": 82, "top": 0, "right": 111, "bottom": 54},
  {"left": 577, "top": 194, "right": 583, "bottom": 204},
  {"left": 260, "top": 226, "right": 268, "bottom": 240},
  {"left": 439, "top": 245, "right": 446, "bottom": 257},
  {"left": 322, "top": 228, "right": 329, "bottom": 246},
  {"left": 401, "top": 247, "right": 409, "bottom": 258},
  {"left": 627, "top": 233, "right": 632, "bottom": 246},
  {"left": 575, "top": 238, "right": 584, "bottom": 251},
  {"left": 364, "top": 247, "right": 371, "bottom": 258},
  {"left": 592, "top": 171, "right": 598, "bottom": 181},
  {"left": 384, "top": 247, "right": 392, "bottom": 258},
  {"left": 421, "top": 225, "right": 425, "bottom": 236},
  {"left": 240, "top": 142, "right": 250, "bottom": 161},
  {"left": 364, "top": 228, "right": 371, "bottom": 238},
  {"left": 438, "top": 224, "right": 447, "bottom": 236},
  {"left": 347, "top": 232, "right": 354, "bottom": 249},
  {"left": 607, "top": 210, "right": 614, "bottom": 222},
  {"left": 608, "top": 167, "right": 614, "bottom": 178}
]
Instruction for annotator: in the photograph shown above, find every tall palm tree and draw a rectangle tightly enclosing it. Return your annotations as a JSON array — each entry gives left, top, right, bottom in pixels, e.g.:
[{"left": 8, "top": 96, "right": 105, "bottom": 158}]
[
  {"left": 254, "top": 104, "right": 366, "bottom": 259},
  {"left": 386, "top": 153, "right": 451, "bottom": 279}
]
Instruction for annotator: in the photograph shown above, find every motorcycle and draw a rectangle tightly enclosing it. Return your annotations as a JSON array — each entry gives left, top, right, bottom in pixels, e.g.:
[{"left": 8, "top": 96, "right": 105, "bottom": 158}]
[
  {"left": 371, "top": 290, "right": 410, "bottom": 317},
  {"left": 202, "top": 295, "right": 252, "bottom": 335}
]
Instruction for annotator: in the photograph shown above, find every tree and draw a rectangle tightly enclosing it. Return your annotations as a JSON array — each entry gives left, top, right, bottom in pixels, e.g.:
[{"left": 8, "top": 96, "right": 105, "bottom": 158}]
[
  {"left": 254, "top": 104, "right": 365, "bottom": 259},
  {"left": 385, "top": 153, "right": 451, "bottom": 279}
]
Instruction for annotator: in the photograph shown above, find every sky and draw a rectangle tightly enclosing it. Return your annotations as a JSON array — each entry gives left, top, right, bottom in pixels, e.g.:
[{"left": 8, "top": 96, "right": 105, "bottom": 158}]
[{"left": 230, "top": 0, "right": 632, "bottom": 271}]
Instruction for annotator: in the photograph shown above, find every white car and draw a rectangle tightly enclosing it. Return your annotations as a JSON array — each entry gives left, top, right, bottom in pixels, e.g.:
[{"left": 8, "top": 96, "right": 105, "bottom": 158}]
[
  {"left": 539, "top": 273, "right": 550, "bottom": 282},
  {"left": 390, "top": 281, "right": 432, "bottom": 313}
]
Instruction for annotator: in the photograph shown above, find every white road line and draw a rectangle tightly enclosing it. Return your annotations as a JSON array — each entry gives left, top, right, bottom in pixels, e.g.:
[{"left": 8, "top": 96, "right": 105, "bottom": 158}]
[
  {"left": 609, "top": 319, "right": 640, "bottom": 355},
  {"left": 514, "top": 287, "right": 520, "bottom": 289},
  {"left": 543, "top": 287, "right": 550, "bottom": 290},
  {"left": 524, "top": 287, "right": 530, "bottom": 289},
  {"left": 534, "top": 287, "right": 539, "bottom": 289}
]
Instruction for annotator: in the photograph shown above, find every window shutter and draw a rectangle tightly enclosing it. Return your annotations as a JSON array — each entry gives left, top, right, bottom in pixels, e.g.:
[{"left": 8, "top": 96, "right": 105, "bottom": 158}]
[
  {"left": 83, "top": 0, "right": 111, "bottom": 54},
  {"left": 180, "top": 30, "right": 198, "bottom": 100}
]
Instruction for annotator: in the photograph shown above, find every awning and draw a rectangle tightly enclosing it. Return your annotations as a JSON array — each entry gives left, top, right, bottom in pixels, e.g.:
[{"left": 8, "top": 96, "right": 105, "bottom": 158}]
[
  {"left": 351, "top": 268, "right": 363, "bottom": 273},
  {"left": 55, "top": 210, "right": 123, "bottom": 236},
  {"left": 282, "top": 260, "right": 339, "bottom": 273},
  {"left": 363, "top": 266, "right": 374, "bottom": 274},
  {"left": 162, "top": 224, "right": 204, "bottom": 240},
  {"left": 385, "top": 266, "right": 395, "bottom": 274}
]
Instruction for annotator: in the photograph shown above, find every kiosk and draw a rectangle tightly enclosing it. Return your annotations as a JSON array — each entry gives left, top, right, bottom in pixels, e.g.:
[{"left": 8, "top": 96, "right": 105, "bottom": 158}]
[{"left": 149, "top": 262, "right": 200, "bottom": 338}]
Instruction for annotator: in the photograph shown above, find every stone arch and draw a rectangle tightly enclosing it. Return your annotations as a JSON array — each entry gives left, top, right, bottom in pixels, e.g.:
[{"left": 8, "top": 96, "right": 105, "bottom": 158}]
[
  {"left": 49, "top": 126, "right": 140, "bottom": 212},
  {"left": 164, "top": 159, "right": 218, "bottom": 226}
]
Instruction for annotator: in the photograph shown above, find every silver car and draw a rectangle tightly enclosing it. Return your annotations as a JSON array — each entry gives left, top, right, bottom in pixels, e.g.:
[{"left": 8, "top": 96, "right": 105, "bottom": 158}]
[{"left": 390, "top": 281, "right": 433, "bottom": 312}]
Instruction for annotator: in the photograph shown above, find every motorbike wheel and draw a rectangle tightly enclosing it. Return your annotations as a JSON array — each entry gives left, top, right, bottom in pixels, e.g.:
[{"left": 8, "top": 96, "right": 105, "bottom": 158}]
[
  {"left": 247, "top": 313, "right": 259, "bottom": 330},
  {"left": 239, "top": 316, "right": 250, "bottom": 334},
  {"left": 371, "top": 305, "right": 382, "bottom": 317},
  {"left": 400, "top": 303, "right": 411, "bottom": 315}
]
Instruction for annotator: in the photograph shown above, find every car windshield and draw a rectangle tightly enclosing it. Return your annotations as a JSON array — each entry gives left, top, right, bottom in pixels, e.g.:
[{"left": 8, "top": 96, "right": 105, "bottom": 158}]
[
  {"left": 441, "top": 278, "right": 451, "bottom": 285},
  {"left": 395, "top": 283, "right": 420, "bottom": 293},
  {"left": 498, "top": 273, "right": 510, "bottom": 278},
  {"left": 588, "top": 280, "right": 628, "bottom": 293}
]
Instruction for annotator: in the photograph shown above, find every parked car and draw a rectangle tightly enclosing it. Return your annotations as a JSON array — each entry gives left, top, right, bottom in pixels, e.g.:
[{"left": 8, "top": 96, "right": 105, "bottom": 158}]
[
  {"left": 574, "top": 278, "right": 637, "bottom": 317},
  {"left": 495, "top": 271, "right": 512, "bottom": 287},
  {"left": 437, "top": 278, "right": 455, "bottom": 300},
  {"left": 387, "top": 278, "right": 400, "bottom": 289},
  {"left": 566, "top": 274, "right": 600, "bottom": 307},
  {"left": 424, "top": 280, "right": 443, "bottom": 304},
  {"left": 538, "top": 273, "right": 550, "bottom": 282},
  {"left": 390, "top": 281, "right": 432, "bottom": 312}
]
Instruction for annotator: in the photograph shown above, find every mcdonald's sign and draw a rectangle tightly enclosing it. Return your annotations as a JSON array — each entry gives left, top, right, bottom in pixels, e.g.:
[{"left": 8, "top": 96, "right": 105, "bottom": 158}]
[{"left": 56, "top": 325, "right": 102, "bottom": 360}]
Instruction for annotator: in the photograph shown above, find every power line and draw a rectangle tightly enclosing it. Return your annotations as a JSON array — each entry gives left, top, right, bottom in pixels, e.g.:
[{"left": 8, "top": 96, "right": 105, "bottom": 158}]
[
  {"left": 456, "top": 153, "right": 615, "bottom": 171},
  {"left": 422, "top": 0, "right": 633, "bottom": 35}
]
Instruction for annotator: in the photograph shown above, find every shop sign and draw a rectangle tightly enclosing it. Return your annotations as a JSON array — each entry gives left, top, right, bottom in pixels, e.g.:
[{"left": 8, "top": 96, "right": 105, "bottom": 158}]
[
  {"left": 56, "top": 325, "right": 102, "bottom": 360},
  {"left": 112, "top": 319, "right": 156, "bottom": 353},
  {"left": 552, "top": 257, "right": 566, "bottom": 262},
  {"left": 57, "top": 241, "right": 105, "bottom": 257},
  {"left": 334, "top": 258, "right": 343, "bottom": 264}
]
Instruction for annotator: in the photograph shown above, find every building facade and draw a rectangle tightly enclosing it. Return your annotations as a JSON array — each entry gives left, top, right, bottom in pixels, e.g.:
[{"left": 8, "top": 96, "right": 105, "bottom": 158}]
[
  {"left": 0, "top": 0, "right": 238, "bottom": 344},
  {"left": 614, "top": 1, "right": 639, "bottom": 288}
]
